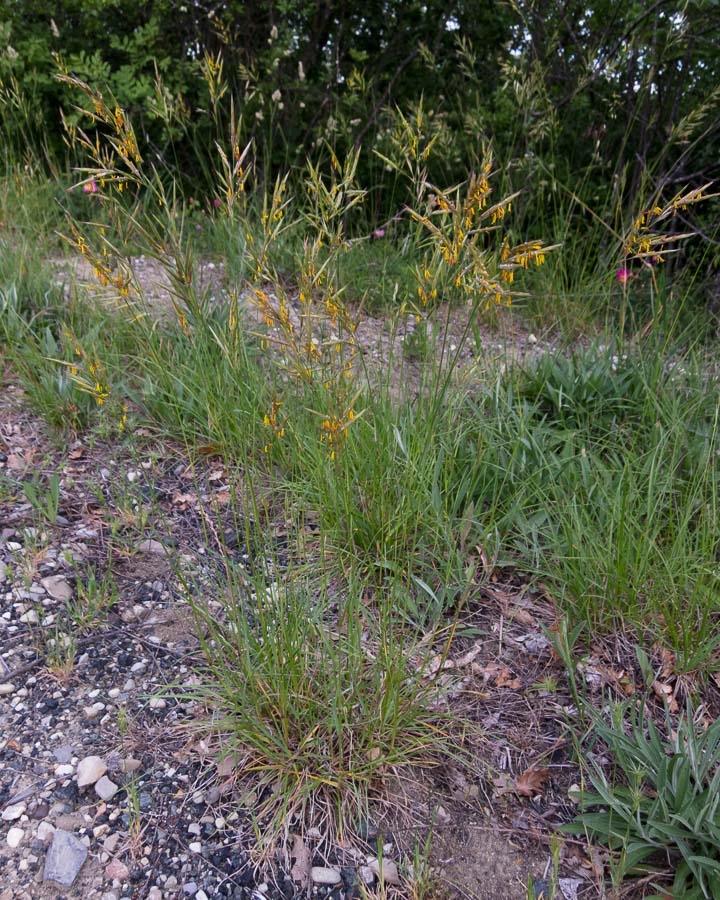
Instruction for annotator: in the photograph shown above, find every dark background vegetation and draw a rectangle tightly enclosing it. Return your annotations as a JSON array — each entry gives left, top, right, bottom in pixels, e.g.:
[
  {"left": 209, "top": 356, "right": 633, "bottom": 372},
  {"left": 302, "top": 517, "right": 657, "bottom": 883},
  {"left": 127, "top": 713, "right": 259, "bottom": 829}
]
[{"left": 1, "top": 1, "right": 719, "bottom": 315}]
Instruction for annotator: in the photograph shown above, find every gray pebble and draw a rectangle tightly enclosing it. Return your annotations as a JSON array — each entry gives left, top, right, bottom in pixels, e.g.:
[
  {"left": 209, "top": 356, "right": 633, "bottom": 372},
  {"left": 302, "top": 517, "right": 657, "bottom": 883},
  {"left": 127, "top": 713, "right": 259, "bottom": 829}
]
[{"left": 43, "top": 829, "right": 88, "bottom": 887}]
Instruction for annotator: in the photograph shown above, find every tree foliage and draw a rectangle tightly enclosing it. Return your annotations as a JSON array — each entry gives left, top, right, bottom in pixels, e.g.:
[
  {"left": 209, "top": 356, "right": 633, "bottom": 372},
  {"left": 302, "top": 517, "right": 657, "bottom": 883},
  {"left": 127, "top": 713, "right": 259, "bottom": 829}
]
[{"left": 1, "top": 0, "right": 718, "bottom": 231}]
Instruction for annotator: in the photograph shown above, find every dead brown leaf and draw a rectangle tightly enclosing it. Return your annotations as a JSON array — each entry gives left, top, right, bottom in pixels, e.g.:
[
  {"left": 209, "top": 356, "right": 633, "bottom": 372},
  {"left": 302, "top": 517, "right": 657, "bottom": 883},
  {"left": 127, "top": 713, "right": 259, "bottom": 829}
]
[
  {"left": 654, "top": 644, "right": 676, "bottom": 679},
  {"left": 580, "top": 662, "right": 635, "bottom": 696},
  {"left": 427, "top": 642, "right": 484, "bottom": 674},
  {"left": 652, "top": 680, "right": 679, "bottom": 713},
  {"left": 510, "top": 607, "right": 537, "bottom": 627},
  {"left": 472, "top": 662, "right": 522, "bottom": 690},
  {"left": 514, "top": 767, "right": 550, "bottom": 797},
  {"left": 290, "top": 834, "right": 312, "bottom": 889},
  {"left": 6, "top": 452, "right": 29, "bottom": 472},
  {"left": 171, "top": 492, "right": 197, "bottom": 509}
]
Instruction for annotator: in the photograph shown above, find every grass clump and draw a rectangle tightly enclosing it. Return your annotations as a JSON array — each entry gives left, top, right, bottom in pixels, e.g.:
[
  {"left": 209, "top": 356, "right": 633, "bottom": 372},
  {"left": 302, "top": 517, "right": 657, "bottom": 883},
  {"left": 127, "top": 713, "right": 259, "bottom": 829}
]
[
  {"left": 184, "top": 558, "right": 459, "bottom": 849},
  {"left": 517, "top": 350, "right": 720, "bottom": 670}
]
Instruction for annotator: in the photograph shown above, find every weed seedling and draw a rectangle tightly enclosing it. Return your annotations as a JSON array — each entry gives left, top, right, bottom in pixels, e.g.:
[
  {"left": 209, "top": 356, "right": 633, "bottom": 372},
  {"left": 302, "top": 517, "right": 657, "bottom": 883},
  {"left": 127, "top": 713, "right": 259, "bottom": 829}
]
[{"left": 22, "top": 471, "right": 61, "bottom": 525}]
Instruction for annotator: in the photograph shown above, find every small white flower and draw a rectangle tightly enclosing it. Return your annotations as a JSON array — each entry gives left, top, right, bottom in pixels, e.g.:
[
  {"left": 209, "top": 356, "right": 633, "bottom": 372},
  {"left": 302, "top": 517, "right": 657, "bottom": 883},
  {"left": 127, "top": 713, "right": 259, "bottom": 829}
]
[
  {"left": 298, "top": 61, "right": 305, "bottom": 81},
  {"left": 270, "top": 24, "right": 278, "bottom": 40},
  {"left": 271, "top": 89, "right": 282, "bottom": 103}
]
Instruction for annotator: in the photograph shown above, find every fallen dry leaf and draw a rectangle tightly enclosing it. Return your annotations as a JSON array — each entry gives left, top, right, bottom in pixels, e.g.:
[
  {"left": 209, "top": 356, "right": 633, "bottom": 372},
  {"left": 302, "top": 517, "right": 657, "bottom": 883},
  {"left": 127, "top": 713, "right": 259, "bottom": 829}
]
[
  {"left": 655, "top": 644, "right": 676, "bottom": 679},
  {"left": 652, "top": 680, "right": 679, "bottom": 713},
  {"left": 427, "top": 642, "right": 484, "bottom": 674},
  {"left": 290, "top": 834, "right": 312, "bottom": 889},
  {"left": 513, "top": 766, "right": 550, "bottom": 797},
  {"left": 509, "top": 607, "right": 536, "bottom": 627},
  {"left": 171, "top": 491, "right": 197, "bottom": 509},
  {"left": 471, "top": 662, "right": 522, "bottom": 690},
  {"left": 6, "top": 453, "right": 28, "bottom": 472},
  {"left": 579, "top": 662, "right": 635, "bottom": 696}
]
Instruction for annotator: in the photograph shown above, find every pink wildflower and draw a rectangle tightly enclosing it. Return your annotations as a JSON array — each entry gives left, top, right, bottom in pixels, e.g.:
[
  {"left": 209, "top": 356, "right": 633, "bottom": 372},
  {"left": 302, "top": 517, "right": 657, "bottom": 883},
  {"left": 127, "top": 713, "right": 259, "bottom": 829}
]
[
  {"left": 616, "top": 268, "right": 631, "bottom": 285},
  {"left": 213, "top": 198, "right": 221, "bottom": 208},
  {"left": 83, "top": 181, "right": 98, "bottom": 194},
  {"left": 373, "top": 228, "right": 385, "bottom": 239}
]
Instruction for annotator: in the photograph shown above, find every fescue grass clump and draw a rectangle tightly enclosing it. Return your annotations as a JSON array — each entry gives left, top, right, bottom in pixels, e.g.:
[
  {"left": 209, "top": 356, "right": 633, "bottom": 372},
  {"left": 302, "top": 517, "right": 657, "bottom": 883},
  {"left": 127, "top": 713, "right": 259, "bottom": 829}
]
[{"left": 183, "top": 557, "right": 460, "bottom": 848}]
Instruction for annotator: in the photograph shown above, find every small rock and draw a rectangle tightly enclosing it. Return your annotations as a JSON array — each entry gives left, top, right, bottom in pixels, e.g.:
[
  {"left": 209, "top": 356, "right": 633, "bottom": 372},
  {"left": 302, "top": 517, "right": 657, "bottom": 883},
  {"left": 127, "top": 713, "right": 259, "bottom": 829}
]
[
  {"left": 120, "top": 757, "right": 141, "bottom": 774},
  {"left": 196, "top": 892, "right": 209, "bottom": 900},
  {"left": 311, "top": 867, "right": 342, "bottom": 885},
  {"left": 106, "top": 858, "right": 129, "bottom": 880},
  {"left": 84, "top": 702, "right": 105, "bottom": 719},
  {"left": 95, "top": 776, "right": 119, "bottom": 801},
  {"left": 359, "top": 865, "right": 375, "bottom": 885},
  {"left": 43, "top": 829, "right": 88, "bottom": 887},
  {"left": 528, "top": 333, "right": 538, "bottom": 344},
  {"left": 104, "top": 833, "right": 121, "bottom": 853},
  {"left": 188, "top": 841, "right": 202, "bottom": 853},
  {"left": 369, "top": 858, "right": 400, "bottom": 884},
  {"left": 55, "top": 764, "right": 75, "bottom": 778},
  {"left": 77, "top": 756, "right": 107, "bottom": 788},
  {"left": 53, "top": 745, "right": 73, "bottom": 764},
  {"left": 182, "top": 882, "right": 198, "bottom": 894},
  {"left": 136, "top": 539, "right": 168, "bottom": 556},
  {"left": 0, "top": 683, "right": 16, "bottom": 696},
  {"left": 7, "top": 827, "right": 24, "bottom": 848},
  {"left": 41, "top": 575, "right": 73, "bottom": 602},
  {"left": 37, "top": 822, "right": 56, "bottom": 843},
  {"left": 148, "top": 697, "right": 166, "bottom": 710},
  {"left": 2, "top": 802, "right": 26, "bottom": 821}
]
